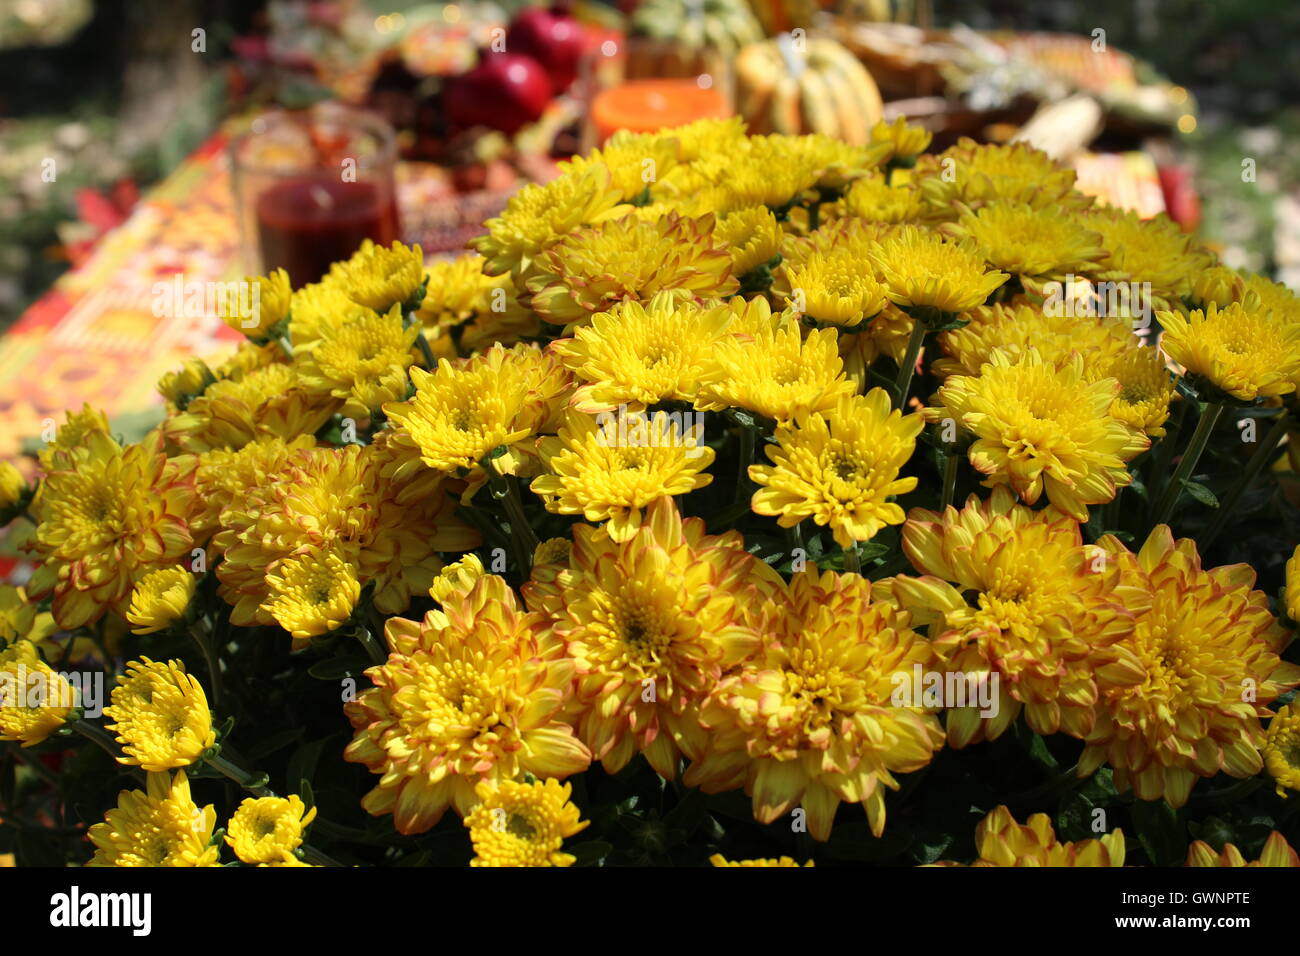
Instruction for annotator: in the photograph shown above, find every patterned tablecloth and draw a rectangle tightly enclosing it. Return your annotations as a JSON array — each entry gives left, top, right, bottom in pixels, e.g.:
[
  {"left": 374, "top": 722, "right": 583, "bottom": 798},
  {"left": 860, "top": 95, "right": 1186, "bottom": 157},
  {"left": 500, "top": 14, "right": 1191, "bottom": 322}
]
[{"left": 0, "top": 128, "right": 519, "bottom": 464}]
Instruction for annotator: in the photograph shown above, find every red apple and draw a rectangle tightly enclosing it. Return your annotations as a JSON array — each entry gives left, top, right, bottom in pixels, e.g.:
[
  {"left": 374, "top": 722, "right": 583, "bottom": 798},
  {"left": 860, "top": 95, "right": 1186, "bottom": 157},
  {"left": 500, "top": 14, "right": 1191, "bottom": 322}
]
[
  {"left": 445, "top": 51, "right": 553, "bottom": 136},
  {"left": 505, "top": 6, "right": 585, "bottom": 95}
]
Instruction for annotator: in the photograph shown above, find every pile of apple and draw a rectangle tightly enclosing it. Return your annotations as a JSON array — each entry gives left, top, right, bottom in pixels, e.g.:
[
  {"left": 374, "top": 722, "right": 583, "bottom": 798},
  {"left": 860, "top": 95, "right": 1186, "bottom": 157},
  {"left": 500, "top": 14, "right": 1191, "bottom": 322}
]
[{"left": 445, "top": 4, "right": 587, "bottom": 136}]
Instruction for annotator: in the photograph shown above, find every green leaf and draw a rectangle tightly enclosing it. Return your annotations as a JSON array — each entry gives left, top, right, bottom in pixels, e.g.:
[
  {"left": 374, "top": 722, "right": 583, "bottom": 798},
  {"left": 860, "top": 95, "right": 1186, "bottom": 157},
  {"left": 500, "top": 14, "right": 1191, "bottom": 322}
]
[
  {"left": 285, "top": 737, "right": 330, "bottom": 797},
  {"left": 1131, "top": 799, "right": 1186, "bottom": 866},
  {"left": 244, "top": 727, "right": 304, "bottom": 762},
  {"left": 1179, "top": 479, "right": 1219, "bottom": 507},
  {"left": 569, "top": 840, "right": 614, "bottom": 866},
  {"left": 823, "top": 821, "right": 911, "bottom": 862},
  {"left": 662, "top": 787, "right": 706, "bottom": 842},
  {"left": 306, "top": 655, "right": 371, "bottom": 681}
]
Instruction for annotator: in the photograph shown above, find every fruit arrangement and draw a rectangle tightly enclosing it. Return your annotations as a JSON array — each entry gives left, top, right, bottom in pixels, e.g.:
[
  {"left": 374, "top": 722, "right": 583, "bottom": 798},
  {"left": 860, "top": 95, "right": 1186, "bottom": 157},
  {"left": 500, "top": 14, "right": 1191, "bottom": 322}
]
[
  {"left": 735, "top": 33, "right": 884, "bottom": 143},
  {"left": 4, "top": 114, "right": 1300, "bottom": 869}
]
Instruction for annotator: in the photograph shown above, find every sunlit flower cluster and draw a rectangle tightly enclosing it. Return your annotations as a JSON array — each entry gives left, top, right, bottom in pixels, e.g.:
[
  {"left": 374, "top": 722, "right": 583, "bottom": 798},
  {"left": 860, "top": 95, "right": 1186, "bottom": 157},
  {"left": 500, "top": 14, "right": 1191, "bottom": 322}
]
[{"left": 12, "top": 118, "right": 1300, "bottom": 869}]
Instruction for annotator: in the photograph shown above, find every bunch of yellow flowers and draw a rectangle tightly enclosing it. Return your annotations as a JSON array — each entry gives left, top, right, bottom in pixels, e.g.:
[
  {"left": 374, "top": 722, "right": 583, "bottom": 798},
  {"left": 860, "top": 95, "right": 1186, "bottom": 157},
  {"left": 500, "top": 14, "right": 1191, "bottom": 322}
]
[{"left": 6, "top": 116, "right": 1300, "bottom": 868}]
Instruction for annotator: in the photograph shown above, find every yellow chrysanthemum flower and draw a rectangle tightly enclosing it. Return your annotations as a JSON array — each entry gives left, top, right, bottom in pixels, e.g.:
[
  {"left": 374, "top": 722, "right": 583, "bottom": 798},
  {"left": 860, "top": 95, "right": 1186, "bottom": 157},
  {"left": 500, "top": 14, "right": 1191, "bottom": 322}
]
[
  {"left": 869, "top": 226, "right": 1008, "bottom": 314},
  {"left": 125, "top": 566, "right": 197, "bottom": 635},
  {"left": 934, "top": 300, "right": 1133, "bottom": 375},
  {"left": 219, "top": 268, "right": 291, "bottom": 340},
  {"left": 1093, "top": 346, "right": 1178, "bottom": 438},
  {"left": 169, "top": 361, "right": 338, "bottom": 452},
  {"left": 1186, "top": 832, "right": 1300, "bottom": 867},
  {"left": 344, "top": 575, "right": 590, "bottom": 834},
  {"left": 429, "top": 553, "right": 485, "bottom": 606},
  {"left": 1082, "top": 207, "right": 1213, "bottom": 309},
  {"left": 715, "top": 206, "right": 784, "bottom": 278},
  {"left": 104, "top": 657, "right": 215, "bottom": 771},
  {"left": 330, "top": 239, "right": 426, "bottom": 312},
  {"left": 710, "top": 854, "right": 814, "bottom": 867},
  {"left": 927, "top": 350, "right": 1148, "bottom": 520},
  {"left": 472, "top": 162, "right": 627, "bottom": 281},
  {"left": 0, "top": 639, "right": 76, "bottom": 745},
  {"left": 526, "top": 212, "right": 738, "bottom": 325},
  {"left": 749, "top": 391, "right": 921, "bottom": 548},
  {"left": 687, "top": 569, "right": 944, "bottom": 840},
  {"left": 1263, "top": 705, "right": 1300, "bottom": 797},
  {"left": 36, "top": 403, "right": 113, "bottom": 471},
  {"left": 262, "top": 547, "right": 361, "bottom": 640},
  {"left": 189, "top": 435, "right": 314, "bottom": 542},
  {"left": 1082, "top": 526, "right": 1300, "bottom": 807},
  {"left": 1188, "top": 264, "right": 1249, "bottom": 310},
  {"left": 532, "top": 411, "right": 714, "bottom": 543},
  {"left": 522, "top": 498, "right": 781, "bottom": 778},
  {"left": 1158, "top": 301, "right": 1300, "bottom": 402},
  {"left": 870, "top": 116, "right": 932, "bottom": 164},
  {"left": 464, "top": 778, "right": 588, "bottom": 867},
  {"left": 214, "top": 443, "right": 474, "bottom": 633},
  {"left": 943, "top": 200, "right": 1106, "bottom": 293},
  {"left": 27, "top": 431, "right": 195, "bottom": 629},
  {"left": 837, "top": 173, "right": 926, "bottom": 224},
  {"left": 935, "top": 806, "right": 1126, "bottom": 867},
  {"left": 690, "top": 135, "right": 826, "bottom": 211},
  {"left": 157, "top": 357, "right": 216, "bottom": 407},
  {"left": 226, "top": 795, "right": 317, "bottom": 865},
  {"left": 87, "top": 771, "right": 220, "bottom": 867},
  {"left": 296, "top": 303, "right": 417, "bottom": 418},
  {"left": 887, "top": 487, "right": 1143, "bottom": 747},
  {"left": 696, "top": 304, "right": 856, "bottom": 425},
  {"left": 915, "top": 138, "right": 1086, "bottom": 217},
  {"left": 414, "top": 253, "right": 516, "bottom": 332},
  {"left": 0, "top": 586, "right": 53, "bottom": 646},
  {"left": 562, "top": 129, "right": 681, "bottom": 202},
  {"left": 288, "top": 279, "right": 373, "bottom": 349},
  {"left": 932, "top": 302, "right": 1174, "bottom": 437},
  {"left": 382, "top": 343, "right": 556, "bottom": 476},
  {"left": 556, "top": 293, "right": 733, "bottom": 413},
  {"left": 0, "top": 460, "right": 25, "bottom": 511},
  {"left": 784, "top": 250, "right": 888, "bottom": 328}
]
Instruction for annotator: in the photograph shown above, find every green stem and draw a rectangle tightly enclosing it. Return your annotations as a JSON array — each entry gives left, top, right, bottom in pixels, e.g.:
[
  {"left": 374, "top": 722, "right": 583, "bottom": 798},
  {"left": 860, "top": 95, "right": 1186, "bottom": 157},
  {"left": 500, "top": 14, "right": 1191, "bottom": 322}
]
[
  {"left": 1146, "top": 397, "right": 1189, "bottom": 500},
  {"left": 277, "top": 334, "right": 294, "bottom": 359},
  {"left": 706, "top": 499, "right": 752, "bottom": 533},
  {"left": 1100, "top": 491, "right": 1121, "bottom": 534},
  {"left": 940, "top": 446, "right": 958, "bottom": 511},
  {"left": 892, "top": 319, "right": 927, "bottom": 410},
  {"left": 784, "top": 521, "right": 804, "bottom": 562},
  {"left": 488, "top": 462, "right": 539, "bottom": 578},
  {"left": 842, "top": 544, "right": 861, "bottom": 574},
  {"left": 207, "top": 753, "right": 274, "bottom": 797},
  {"left": 188, "top": 620, "right": 223, "bottom": 710},
  {"left": 353, "top": 625, "right": 387, "bottom": 667},
  {"left": 1150, "top": 401, "right": 1224, "bottom": 528},
  {"left": 298, "top": 844, "right": 344, "bottom": 868},
  {"left": 70, "top": 720, "right": 145, "bottom": 783},
  {"left": 415, "top": 330, "right": 437, "bottom": 369},
  {"left": 734, "top": 425, "right": 756, "bottom": 505},
  {"left": 1006, "top": 763, "right": 1082, "bottom": 807},
  {"left": 1199, "top": 412, "right": 1290, "bottom": 551}
]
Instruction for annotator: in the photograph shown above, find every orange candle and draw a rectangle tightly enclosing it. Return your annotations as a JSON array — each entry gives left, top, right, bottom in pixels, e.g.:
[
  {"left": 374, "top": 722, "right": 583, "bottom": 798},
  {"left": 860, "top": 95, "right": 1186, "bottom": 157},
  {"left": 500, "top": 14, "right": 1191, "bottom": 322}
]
[{"left": 591, "top": 79, "right": 729, "bottom": 143}]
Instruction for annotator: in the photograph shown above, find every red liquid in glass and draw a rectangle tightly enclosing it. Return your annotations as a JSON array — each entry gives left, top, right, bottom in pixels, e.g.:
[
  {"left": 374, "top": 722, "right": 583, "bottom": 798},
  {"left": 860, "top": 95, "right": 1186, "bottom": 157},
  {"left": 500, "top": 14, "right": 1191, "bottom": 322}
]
[{"left": 255, "top": 176, "right": 400, "bottom": 287}]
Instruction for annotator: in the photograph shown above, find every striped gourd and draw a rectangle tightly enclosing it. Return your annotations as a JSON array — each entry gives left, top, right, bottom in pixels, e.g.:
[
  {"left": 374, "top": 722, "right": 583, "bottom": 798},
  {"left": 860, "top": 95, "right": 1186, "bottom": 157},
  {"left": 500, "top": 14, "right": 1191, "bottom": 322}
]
[{"left": 735, "top": 34, "right": 884, "bottom": 145}]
